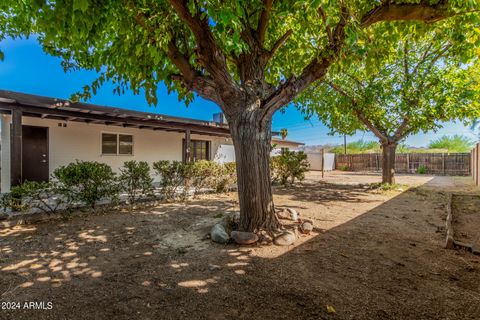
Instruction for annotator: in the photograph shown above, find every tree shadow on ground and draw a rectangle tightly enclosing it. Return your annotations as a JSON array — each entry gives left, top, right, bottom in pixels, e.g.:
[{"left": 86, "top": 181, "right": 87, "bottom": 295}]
[{"left": 0, "top": 177, "right": 479, "bottom": 320}]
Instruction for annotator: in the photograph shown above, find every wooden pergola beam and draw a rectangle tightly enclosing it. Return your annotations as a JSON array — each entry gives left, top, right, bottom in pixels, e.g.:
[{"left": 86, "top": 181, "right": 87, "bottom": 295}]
[
  {"left": 0, "top": 103, "right": 230, "bottom": 137},
  {"left": 10, "top": 109, "right": 22, "bottom": 186}
]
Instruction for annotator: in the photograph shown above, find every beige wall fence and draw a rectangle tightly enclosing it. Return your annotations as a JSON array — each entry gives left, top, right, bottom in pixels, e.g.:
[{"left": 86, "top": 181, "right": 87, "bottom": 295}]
[
  {"left": 472, "top": 144, "right": 480, "bottom": 186},
  {"left": 335, "top": 153, "right": 471, "bottom": 176}
]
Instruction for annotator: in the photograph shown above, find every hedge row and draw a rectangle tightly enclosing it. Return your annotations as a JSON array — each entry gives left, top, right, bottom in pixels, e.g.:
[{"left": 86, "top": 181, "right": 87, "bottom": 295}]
[
  {"left": 1, "top": 160, "right": 236, "bottom": 214},
  {"left": 1, "top": 151, "right": 309, "bottom": 214}
]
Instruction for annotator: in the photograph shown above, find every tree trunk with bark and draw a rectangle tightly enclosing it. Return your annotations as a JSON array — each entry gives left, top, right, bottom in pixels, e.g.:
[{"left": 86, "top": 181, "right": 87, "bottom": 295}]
[
  {"left": 381, "top": 142, "right": 397, "bottom": 184},
  {"left": 229, "top": 109, "right": 280, "bottom": 233}
]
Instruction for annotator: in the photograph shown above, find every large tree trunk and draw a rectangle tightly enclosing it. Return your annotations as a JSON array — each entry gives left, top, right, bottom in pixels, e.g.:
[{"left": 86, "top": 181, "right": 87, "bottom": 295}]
[
  {"left": 381, "top": 142, "right": 397, "bottom": 184},
  {"left": 229, "top": 109, "right": 280, "bottom": 233}
]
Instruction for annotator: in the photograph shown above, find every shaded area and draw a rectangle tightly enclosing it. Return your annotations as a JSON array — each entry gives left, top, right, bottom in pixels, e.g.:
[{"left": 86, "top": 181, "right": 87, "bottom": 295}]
[
  {"left": 0, "top": 173, "right": 479, "bottom": 320},
  {"left": 452, "top": 194, "right": 480, "bottom": 249}
]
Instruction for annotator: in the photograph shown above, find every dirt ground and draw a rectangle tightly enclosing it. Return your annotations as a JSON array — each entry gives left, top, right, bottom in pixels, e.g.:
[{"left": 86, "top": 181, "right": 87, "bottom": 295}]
[
  {"left": 452, "top": 194, "right": 480, "bottom": 249},
  {"left": 1, "top": 171, "right": 479, "bottom": 320}
]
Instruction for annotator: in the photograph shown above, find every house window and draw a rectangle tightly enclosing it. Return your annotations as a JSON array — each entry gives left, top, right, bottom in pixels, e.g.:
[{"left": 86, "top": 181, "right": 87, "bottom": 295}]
[
  {"left": 184, "top": 139, "right": 210, "bottom": 161},
  {"left": 102, "top": 133, "right": 133, "bottom": 155}
]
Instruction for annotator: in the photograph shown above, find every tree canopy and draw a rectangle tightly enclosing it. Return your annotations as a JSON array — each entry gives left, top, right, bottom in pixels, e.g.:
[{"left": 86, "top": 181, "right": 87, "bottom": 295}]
[
  {"left": 1, "top": 0, "right": 478, "bottom": 109},
  {"left": 296, "top": 25, "right": 480, "bottom": 145}
]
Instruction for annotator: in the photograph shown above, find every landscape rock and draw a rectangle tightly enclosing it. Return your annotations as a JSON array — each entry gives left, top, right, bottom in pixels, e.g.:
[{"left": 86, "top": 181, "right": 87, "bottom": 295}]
[
  {"left": 221, "top": 212, "right": 240, "bottom": 233},
  {"left": 299, "top": 221, "right": 314, "bottom": 234},
  {"left": 230, "top": 231, "right": 259, "bottom": 245},
  {"left": 274, "top": 230, "right": 297, "bottom": 246},
  {"left": 286, "top": 208, "right": 299, "bottom": 221},
  {"left": 208, "top": 264, "right": 221, "bottom": 271},
  {"left": 210, "top": 224, "right": 230, "bottom": 244},
  {"left": 276, "top": 208, "right": 291, "bottom": 220}
]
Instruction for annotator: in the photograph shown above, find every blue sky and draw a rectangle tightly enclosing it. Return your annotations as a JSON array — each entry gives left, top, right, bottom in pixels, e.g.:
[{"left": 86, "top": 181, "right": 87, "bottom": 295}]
[{"left": 0, "top": 37, "right": 477, "bottom": 147}]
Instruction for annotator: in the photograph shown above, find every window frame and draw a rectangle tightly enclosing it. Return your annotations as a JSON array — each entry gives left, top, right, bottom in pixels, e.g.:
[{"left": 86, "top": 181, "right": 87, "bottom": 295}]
[
  {"left": 183, "top": 139, "right": 211, "bottom": 162},
  {"left": 101, "top": 132, "right": 134, "bottom": 156}
]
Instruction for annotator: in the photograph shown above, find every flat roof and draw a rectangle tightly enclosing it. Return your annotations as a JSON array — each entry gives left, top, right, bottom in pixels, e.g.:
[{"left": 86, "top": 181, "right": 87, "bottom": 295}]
[{"left": 0, "top": 90, "right": 303, "bottom": 145}]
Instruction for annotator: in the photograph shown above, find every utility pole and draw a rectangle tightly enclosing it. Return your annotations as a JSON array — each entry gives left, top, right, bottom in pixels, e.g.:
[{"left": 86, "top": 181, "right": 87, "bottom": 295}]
[{"left": 344, "top": 135, "right": 347, "bottom": 154}]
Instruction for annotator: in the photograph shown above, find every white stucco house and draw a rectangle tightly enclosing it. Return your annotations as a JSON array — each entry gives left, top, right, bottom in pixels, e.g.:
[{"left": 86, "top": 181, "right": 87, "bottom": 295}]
[{"left": 0, "top": 90, "right": 303, "bottom": 192}]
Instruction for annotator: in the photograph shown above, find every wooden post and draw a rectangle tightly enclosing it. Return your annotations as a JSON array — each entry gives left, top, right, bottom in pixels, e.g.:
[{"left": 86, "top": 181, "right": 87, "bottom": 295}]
[
  {"left": 475, "top": 143, "right": 480, "bottom": 186},
  {"left": 11, "top": 109, "right": 23, "bottom": 187},
  {"left": 406, "top": 153, "right": 410, "bottom": 173},
  {"left": 375, "top": 154, "right": 379, "bottom": 172},
  {"left": 442, "top": 153, "right": 446, "bottom": 176},
  {"left": 184, "top": 129, "right": 191, "bottom": 163},
  {"left": 321, "top": 148, "right": 325, "bottom": 178}
]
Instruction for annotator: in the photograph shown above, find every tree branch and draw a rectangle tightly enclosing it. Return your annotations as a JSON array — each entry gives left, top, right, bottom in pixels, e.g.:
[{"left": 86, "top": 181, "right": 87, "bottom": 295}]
[
  {"left": 261, "top": 6, "right": 350, "bottom": 113},
  {"left": 318, "top": 6, "right": 333, "bottom": 44},
  {"left": 256, "top": 0, "right": 273, "bottom": 45},
  {"left": 393, "top": 117, "right": 410, "bottom": 141},
  {"left": 361, "top": 2, "right": 451, "bottom": 27},
  {"left": 267, "top": 29, "right": 293, "bottom": 59},
  {"left": 355, "top": 110, "right": 389, "bottom": 143},
  {"left": 167, "top": 0, "right": 238, "bottom": 93},
  {"left": 167, "top": 40, "right": 220, "bottom": 104}
]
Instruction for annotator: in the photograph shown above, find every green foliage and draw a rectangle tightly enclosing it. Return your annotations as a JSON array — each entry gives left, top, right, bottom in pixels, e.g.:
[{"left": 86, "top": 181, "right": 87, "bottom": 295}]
[
  {"left": 271, "top": 151, "right": 310, "bottom": 186},
  {"left": 1, "top": 1, "right": 478, "bottom": 107},
  {"left": 1, "top": 183, "right": 30, "bottom": 212},
  {"left": 339, "top": 165, "right": 349, "bottom": 171},
  {"left": 118, "top": 161, "right": 154, "bottom": 204},
  {"left": 428, "top": 135, "right": 474, "bottom": 153},
  {"left": 153, "top": 160, "right": 237, "bottom": 199},
  {"left": 417, "top": 165, "right": 427, "bottom": 174},
  {"left": 330, "top": 139, "right": 380, "bottom": 154},
  {"left": 214, "top": 162, "right": 237, "bottom": 193},
  {"left": 1, "top": 181, "right": 62, "bottom": 214},
  {"left": 53, "top": 161, "right": 118, "bottom": 209},
  {"left": 297, "top": 24, "right": 480, "bottom": 145},
  {"left": 153, "top": 160, "right": 187, "bottom": 200},
  {"left": 184, "top": 160, "right": 217, "bottom": 197},
  {"left": 280, "top": 128, "right": 288, "bottom": 140}
]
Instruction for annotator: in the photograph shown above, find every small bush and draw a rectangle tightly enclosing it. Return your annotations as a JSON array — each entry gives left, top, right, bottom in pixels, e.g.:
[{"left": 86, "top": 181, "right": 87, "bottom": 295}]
[
  {"left": 153, "top": 160, "right": 187, "bottom": 199},
  {"left": 339, "top": 165, "right": 349, "bottom": 171},
  {"left": 185, "top": 160, "right": 217, "bottom": 197},
  {"left": 416, "top": 165, "right": 427, "bottom": 174},
  {"left": 271, "top": 151, "right": 310, "bottom": 185},
  {"left": 53, "top": 160, "right": 118, "bottom": 209},
  {"left": 214, "top": 162, "right": 237, "bottom": 193},
  {"left": 119, "top": 161, "right": 154, "bottom": 204},
  {"left": 1, "top": 184, "right": 29, "bottom": 212},
  {"left": 1, "top": 181, "right": 62, "bottom": 214}
]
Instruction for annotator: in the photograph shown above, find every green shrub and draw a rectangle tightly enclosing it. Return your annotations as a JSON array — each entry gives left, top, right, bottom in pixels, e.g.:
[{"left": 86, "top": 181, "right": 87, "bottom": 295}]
[
  {"left": 1, "top": 183, "right": 29, "bottom": 212},
  {"left": 271, "top": 151, "right": 310, "bottom": 185},
  {"left": 339, "top": 165, "right": 349, "bottom": 171},
  {"left": 215, "top": 162, "right": 237, "bottom": 193},
  {"left": 185, "top": 160, "right": 217, "bottom": 197},
  {"left": 1, "top": 181, "right": 62, "bottom": 214},
  {"left": 153, "top": 160, "right": 187, "bottom": 199},
  {"left": 119, "top": 161, "right": 154, "bottom": 204},
  {"left": 53, "top": 160, "right": 118, "bottom": 209},
  {"left": 416, "top": 165, "right": 427, "bottom": 174}
]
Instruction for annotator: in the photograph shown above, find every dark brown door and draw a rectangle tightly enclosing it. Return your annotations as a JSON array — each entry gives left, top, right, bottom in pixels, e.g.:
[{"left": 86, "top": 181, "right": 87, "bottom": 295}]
[{"left": 22, "top": 125, "right": 49, "bottom": 183}]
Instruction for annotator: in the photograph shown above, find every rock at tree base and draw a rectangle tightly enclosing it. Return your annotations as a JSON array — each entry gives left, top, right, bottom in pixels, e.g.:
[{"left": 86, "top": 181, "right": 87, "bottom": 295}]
[
  {"left": 276, "top": 209, "right": 291, "bottom": 220},
  {"left": 274, "top": 230, "right": 297, "bottom": 246},
  {"left": 231, "top": 231, "right": 259, "bottom": 245},
  {"left": 276, "top": 208, "right": 300, "bottom": 221},
  {"left": 286, "top": 208, "right": 299, "bottom": 221},
  {"left": 221, "top": 212, "right": 240, "bottom": 233},
  {"left": 299, "top": 221, "right": 314, "bottom": 234},
  {"left": 210, "top": 224, "right": 230, "bottom": 244}
]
